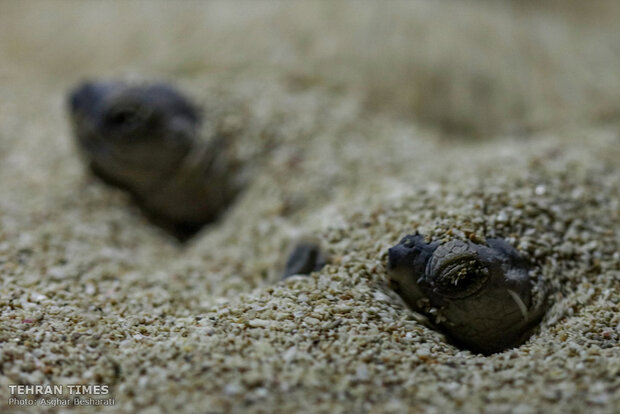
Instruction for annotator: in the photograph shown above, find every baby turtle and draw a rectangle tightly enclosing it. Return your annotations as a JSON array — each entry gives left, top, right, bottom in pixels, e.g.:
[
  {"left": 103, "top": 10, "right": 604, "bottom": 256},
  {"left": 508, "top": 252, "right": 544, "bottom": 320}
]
[
  {"left": 282, "top": 239, "right": 327, "bottom": 279},
  {"left": 388, "top": 234, "right": 547, "bottom": 354},
  {"left": 68, "top": 81, "right": 246, "bottom": 239}
]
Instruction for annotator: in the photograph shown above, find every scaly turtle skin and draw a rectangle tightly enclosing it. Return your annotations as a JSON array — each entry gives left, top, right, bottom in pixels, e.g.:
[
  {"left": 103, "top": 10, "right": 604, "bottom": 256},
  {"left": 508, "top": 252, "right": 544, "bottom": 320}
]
[
  {"left": 388, "top": 234, "right": 547, "bottom": 354},
  {"left": 68, "top": 81, "right": 245, "bottom": 239}
]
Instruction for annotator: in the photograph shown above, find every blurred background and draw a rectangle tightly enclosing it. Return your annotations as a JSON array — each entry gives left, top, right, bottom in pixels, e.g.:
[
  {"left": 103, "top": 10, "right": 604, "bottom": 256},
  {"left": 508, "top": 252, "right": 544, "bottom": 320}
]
[{"left": 0, "top": 0, "right": 619, "bottom": 138}]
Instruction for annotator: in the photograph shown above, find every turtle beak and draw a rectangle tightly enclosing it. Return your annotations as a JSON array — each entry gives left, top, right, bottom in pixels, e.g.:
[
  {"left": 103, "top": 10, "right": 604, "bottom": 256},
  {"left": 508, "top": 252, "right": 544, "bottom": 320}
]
[
  {"left": 388, "top": 244, "right": 412, "bottom": 270},
  {"left": 387, "top": 234, "right": 430, "bottom": 270}
]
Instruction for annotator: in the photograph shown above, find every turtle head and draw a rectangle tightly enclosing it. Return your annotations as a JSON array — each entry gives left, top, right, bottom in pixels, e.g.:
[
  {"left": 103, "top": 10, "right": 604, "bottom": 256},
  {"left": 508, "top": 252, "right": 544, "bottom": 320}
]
[
  {"left": 387, "top": 233, "right": 547, "bottom": 354},
  {"left": 68, "top": 81, "right": 200, "bottom": 190}
]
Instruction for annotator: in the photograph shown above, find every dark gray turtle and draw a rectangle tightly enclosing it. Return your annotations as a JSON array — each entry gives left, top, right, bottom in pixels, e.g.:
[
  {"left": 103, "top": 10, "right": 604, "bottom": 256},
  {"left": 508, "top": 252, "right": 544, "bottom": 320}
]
[
  {"left": 388, "top": 234, "right": 547, "bottom": 354},
  {"left": 68, "top": 81, "right": 246, "bottom": 239}
]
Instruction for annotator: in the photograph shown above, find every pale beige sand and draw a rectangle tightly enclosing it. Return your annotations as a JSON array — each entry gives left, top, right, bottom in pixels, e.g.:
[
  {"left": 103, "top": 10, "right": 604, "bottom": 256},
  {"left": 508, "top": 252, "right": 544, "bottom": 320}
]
[{"left": 0, "top": 2, "right": 619, "bottom": 413}]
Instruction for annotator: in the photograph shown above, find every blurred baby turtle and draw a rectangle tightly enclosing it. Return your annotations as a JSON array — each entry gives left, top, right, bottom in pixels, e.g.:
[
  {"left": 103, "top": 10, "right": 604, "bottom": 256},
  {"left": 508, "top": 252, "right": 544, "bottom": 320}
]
[
  {"left": 388, "top": 234, "right": 547, "bottom": 354},
  {"left": 68, "top": 81, "right": 246, "bottom": 239},
  {"left": 282, "top": 240, "right": 327, "bottom": 279}
]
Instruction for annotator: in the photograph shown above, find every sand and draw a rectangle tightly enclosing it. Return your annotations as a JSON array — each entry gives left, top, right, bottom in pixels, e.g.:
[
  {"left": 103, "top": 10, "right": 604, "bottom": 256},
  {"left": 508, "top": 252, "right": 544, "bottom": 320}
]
[{"left": 0, "top": 1, "right": 619, "bottom": 413}]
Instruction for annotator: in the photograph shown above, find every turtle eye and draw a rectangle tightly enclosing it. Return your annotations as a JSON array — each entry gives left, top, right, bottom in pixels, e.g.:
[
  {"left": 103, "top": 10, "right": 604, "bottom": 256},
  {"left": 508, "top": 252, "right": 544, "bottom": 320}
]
[
  {"left": 105, "top": 104, "right": 147, "bottom": 130},
  {"left": 431, "top": 256, "right": 489, "bottom": 299},
  {"left": 426, "top": 241, "right": 489, "bottom": 299}
]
